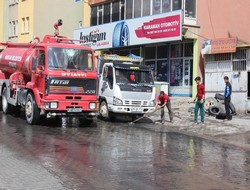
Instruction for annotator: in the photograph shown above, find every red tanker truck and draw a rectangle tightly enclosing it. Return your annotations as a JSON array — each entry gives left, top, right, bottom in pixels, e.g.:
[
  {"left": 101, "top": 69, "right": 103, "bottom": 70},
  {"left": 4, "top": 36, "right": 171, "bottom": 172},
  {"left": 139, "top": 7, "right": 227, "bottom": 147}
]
[{"left": 0, "top": 20, "right": 98, "bottom": 125}]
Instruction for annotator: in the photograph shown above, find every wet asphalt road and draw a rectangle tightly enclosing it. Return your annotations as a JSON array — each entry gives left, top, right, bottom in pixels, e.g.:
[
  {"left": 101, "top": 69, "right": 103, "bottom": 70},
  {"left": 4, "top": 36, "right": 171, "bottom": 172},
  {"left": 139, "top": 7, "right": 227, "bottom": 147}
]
[{"left": 0, "top": 113, "right": 250, "bottom": 190}]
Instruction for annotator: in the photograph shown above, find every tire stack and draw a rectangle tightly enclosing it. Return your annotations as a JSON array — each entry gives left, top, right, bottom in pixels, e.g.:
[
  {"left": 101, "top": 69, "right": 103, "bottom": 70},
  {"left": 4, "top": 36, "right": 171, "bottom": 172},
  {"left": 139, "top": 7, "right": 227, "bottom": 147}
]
[{"left": 205, "top": 94, "right": 236, "bottom": 119}]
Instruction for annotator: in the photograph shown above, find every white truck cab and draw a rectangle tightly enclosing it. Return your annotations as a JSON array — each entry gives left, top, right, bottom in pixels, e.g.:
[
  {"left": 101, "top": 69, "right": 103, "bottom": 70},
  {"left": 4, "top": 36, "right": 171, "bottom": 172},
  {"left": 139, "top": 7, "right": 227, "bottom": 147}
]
[{"left": 97, "top": 54, "right": 155, "bottom": 120}]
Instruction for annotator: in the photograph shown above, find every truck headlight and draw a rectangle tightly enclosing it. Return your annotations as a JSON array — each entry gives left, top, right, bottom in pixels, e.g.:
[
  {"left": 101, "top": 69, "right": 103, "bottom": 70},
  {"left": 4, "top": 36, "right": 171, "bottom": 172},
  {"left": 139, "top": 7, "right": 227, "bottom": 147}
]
[
  {"left": 113, "top": 96, "right": 123, "bottom": 105},
  {"left": 89, "top": 103, "right": 96, "bottom": 109},
  {"left": 149, "top": 100, "right": 155, "bottom": 106},
  {"left": 45, "top": 102, "right": 58, "bottom": 109}
]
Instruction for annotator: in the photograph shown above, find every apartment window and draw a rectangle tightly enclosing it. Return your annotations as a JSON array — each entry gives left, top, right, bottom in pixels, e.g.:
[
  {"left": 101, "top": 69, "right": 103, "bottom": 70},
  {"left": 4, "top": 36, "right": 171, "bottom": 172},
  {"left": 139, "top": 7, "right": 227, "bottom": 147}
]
[
  {"left": 112, "top": 1, "right": 119, "bottom": 22},
  {"left": 91, "top": 0, "right": 124, "bottom": 26},
  {"left": 91, "top": 6, "right": 97, "bottom": 26},
  {"left": 185, "top": 0, "right": 196, "bottom": 18},
  {"left": 26, "top": 17, "right": 29, "bottom": 32},
  {"left": 21, "top": 17, "right": 29, "bottom": 34},
  {"left": 22, "top": 18, "right": 25, "bottom": 33},
  {"left": 9, "top": 0, "right": 18, "bottom": 5},
  {"left": 9, "top": 20, "right": 18, "bottom": 38},
  {"left": 162, "top": 0, "right": 171, "bottom": 13},
  {"left": 153, "top": 0, "right": 161, "bottom": 15},
  {"left": 90, "top": 0, "right": 185, "bottom": 26},
  {"left": 143, "top": 0, "right": 151, "bottom": 16},
  {"left": 9, "top": 22, "right": 12, "bottom": 37},
  {"left": 134, "top": 0, "right": 142, "bottom": 18},
  {"left": 104, "top": 3, "right": 110, "bottom": 23},
  {"left": 126, "top": 0, "right": 133, "bottom": 19},
  {"left": 97, "top": 5, "right": 103, "bottom": 25},
  {"left": 120, "top": 0, "right": 125, "bottom": 20},
  {"left": 172, "top": 0, "right": 182, "bottom": 10}
]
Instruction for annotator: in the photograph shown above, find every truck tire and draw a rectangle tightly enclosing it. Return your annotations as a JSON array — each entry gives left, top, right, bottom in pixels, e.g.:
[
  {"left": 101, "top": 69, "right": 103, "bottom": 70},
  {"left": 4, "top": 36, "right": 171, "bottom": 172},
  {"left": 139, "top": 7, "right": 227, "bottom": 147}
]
[
  {"left": 229, "top": 102, "right": 236, "bottom": 115},
  {"left": 216, "top": 112, "right": 227, "bottom": 120},
  {"left": 215, "top": 93, "right": 224, "bottom": 100},
  {"left": 112, "top": 21, "right": 129, "bottom": 47},
  {"left": 209, "top": 106, "right": 222, "bottom": 116},
  {"left": 204, "top": 97, "right": 218, "bottom": 111},
  {"left": 2, "top": 87, "right": 11, "bottom": 114},
  {"left": 25, "top": 93, "right": 40, "bottom": 125},
  {"left": 217, "top": 101, "right": 236, "bottom": 115},
  {"left": 99, "top": 101, "right": 114, "bottom": 121}
]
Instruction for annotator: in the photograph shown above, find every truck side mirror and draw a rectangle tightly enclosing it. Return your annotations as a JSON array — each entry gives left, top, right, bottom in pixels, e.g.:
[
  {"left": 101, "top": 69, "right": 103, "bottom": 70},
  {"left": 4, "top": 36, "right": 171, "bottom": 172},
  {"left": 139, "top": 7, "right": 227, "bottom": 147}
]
[{"left": 32, "top": 56, "right": 38, "bottom": 70}]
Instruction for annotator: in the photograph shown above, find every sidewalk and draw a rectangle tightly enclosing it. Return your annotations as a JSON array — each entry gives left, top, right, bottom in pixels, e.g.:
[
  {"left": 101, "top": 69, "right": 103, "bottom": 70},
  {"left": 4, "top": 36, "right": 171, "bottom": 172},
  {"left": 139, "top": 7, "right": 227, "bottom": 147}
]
[{"left": 143, "top": 97, "right": 250, "bottom": 150}]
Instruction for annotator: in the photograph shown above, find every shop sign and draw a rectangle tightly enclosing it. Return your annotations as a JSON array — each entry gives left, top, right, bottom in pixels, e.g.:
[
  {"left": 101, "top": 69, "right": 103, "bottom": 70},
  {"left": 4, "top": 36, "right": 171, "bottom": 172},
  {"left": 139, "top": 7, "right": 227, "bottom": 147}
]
[
  {"left": 74, "top": 10, "right": 182, "bottom": 50},
  {"left": 201, "top": 38, "right": 237, "bottom": 54}
]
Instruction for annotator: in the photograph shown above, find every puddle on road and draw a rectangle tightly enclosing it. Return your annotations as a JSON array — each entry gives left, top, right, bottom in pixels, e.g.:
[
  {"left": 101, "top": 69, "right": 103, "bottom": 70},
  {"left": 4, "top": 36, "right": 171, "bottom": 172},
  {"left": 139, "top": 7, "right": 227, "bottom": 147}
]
[{"left": 1, "top": 114, "right": 250, "bottom": 190}]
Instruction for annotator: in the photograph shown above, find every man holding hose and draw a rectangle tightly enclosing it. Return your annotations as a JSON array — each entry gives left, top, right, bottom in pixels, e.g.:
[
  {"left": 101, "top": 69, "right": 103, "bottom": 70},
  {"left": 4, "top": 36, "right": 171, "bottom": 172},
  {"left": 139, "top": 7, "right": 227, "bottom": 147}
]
[{"left": 155, "top": 91, "right": 173, "bottom": 123}]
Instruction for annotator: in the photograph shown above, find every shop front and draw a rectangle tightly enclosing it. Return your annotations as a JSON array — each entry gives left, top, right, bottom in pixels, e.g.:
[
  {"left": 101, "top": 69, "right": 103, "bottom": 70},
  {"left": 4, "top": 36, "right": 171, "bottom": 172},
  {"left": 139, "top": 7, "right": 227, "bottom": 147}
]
[{"left": 74, "top": 10, "right": 195, "bottom": 97}]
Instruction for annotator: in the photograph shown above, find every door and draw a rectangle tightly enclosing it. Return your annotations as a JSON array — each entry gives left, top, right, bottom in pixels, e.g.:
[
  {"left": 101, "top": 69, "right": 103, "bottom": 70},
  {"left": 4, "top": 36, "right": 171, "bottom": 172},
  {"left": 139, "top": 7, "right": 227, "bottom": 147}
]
[
  {"left": 183, "top": 59, "right": 193, "bottom": 86},
  {"left": 32, "top": 48, "right": 46, "bottom": 96}
]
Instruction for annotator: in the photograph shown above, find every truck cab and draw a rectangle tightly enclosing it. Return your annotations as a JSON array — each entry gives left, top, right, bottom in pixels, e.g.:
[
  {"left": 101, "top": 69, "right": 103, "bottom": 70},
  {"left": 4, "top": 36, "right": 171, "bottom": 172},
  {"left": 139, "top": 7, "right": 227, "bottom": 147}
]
[{"left": 97, "top": 54, "right": 155, "bottom": 120}]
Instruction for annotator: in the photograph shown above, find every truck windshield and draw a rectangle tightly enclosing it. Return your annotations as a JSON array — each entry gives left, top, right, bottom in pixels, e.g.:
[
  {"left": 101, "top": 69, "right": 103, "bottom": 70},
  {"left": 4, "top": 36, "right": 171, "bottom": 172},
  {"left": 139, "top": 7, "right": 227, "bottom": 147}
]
[
  {"left": 48, "top": 47, "right": 93, "bottom": 71},
  {"left": 115, "top": 69, "right": 154, "bottom": 85}
]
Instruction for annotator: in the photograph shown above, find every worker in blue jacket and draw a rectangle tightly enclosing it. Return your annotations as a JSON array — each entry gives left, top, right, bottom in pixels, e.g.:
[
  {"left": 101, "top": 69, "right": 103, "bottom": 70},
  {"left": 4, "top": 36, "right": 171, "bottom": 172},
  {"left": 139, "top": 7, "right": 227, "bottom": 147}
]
[{"left": 224, "top": 76, "right": 232, "bottom": 120}]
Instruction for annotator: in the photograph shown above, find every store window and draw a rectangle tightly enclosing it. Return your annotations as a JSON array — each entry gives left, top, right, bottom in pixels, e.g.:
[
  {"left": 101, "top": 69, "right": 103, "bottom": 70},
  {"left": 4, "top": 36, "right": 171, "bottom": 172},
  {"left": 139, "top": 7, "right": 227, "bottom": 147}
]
[
  {"left": 145, "top": 45, "right": 169, "bottom": 82},
  {"left": 170, "top": 43, "right": 193, "bottom": 86},
  {"left": 113, "top": 47, "right": 140, "bottom": 57}
]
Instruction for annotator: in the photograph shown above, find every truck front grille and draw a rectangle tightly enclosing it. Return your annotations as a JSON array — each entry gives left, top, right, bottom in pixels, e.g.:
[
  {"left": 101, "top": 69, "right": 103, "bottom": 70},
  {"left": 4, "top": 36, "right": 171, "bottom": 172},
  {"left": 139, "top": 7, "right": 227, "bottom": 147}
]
[{"left": 124, "top": 100, "right": 148, "bottom": 106}]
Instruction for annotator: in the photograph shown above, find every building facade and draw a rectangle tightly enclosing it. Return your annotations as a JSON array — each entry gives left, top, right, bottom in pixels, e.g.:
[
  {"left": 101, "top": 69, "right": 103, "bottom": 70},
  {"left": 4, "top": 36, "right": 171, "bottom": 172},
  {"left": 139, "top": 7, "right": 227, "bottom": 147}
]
[
  {"left": 75, "top": 0, "right": 199, "bottom": 97},
  {"left": 198, "top": 0, "right": 250, "bottom": 114},
  {"left": 0, "top": 0, "right": 83, "bottom": 43}
]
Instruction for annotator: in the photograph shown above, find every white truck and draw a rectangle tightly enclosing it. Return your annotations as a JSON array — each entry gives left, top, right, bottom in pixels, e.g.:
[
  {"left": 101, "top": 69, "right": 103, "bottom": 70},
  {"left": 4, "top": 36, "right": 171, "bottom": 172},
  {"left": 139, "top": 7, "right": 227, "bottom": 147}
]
[{"left": 97, "top": 54, "right": 155, "bottom": 120}]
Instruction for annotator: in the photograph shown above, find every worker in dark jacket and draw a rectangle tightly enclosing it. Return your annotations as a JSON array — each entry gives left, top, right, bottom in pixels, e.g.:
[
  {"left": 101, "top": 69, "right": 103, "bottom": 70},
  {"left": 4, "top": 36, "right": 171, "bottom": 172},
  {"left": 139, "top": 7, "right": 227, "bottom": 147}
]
[
  {"left": 155, "top": 91, "right": 173, "bottom": 123},
  {"left": 224, "top": 76, "right": 232, "bottom": 120}
]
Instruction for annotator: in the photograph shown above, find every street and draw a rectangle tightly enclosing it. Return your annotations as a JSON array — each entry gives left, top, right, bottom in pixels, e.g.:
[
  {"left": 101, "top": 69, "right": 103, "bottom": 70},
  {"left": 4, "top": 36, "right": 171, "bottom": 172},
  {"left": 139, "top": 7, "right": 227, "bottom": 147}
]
[{"left": 0, "top": 113, "right": 250, "bottom": 190}]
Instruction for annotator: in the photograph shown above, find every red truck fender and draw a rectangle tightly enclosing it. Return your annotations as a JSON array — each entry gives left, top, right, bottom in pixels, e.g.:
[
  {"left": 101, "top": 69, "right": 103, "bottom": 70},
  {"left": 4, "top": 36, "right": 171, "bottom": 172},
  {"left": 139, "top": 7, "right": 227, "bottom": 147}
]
[{"left": 25, "top": 82, "right": 41, "bottom": 107}]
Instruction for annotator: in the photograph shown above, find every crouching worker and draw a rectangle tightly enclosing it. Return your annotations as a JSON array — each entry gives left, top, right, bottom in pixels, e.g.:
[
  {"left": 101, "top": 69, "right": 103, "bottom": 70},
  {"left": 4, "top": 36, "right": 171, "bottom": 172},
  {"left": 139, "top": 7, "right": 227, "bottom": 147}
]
[{"left": 155, "top": 91, "right": 173, "bottom": 123}]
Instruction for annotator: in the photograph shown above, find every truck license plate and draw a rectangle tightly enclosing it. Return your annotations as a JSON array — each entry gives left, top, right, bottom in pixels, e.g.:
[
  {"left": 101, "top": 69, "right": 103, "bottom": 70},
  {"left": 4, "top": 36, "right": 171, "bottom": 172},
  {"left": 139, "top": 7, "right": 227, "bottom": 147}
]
[
  {"left": 67, "top": 108, "right": 82, "bottom": 112},
  {"left": 131, "top": 107, "right": 142, "bottom": 112}
]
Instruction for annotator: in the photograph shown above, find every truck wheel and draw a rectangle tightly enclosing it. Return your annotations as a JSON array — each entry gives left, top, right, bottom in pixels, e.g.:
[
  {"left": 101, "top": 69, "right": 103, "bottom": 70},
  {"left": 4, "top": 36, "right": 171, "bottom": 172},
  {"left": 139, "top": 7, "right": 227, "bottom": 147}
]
[
  {"left": 25, "top": 93, "right": 40, "bottom": 125},
  {"left": 99, "top": 101, "right": 114, "bottom": 121},
  {"left": 112, "top": 21, "right": 129, "bottom": 47},
  {"left": 215, "top": 93, "right": 224, "bottom": 100},
  {"left": 209, "top": 106, "right": 222, "bottom": 116},
  {"left": 2, "top": 87, "right": 11, "bottom": 114},
  {"left": 204, "top": 97, "right": 217, "bottom": 111}
]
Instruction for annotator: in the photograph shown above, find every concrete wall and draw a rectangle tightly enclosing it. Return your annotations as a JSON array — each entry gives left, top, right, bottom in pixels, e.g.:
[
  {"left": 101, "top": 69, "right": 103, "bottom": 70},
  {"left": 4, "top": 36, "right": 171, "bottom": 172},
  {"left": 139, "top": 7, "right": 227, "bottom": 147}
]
[
  {"left": 18, "top": 0, "right": 34, "bottom": 42},
  {"left": 34, "top": 0, "right": 82, "bottom": 39},
  {"left": 0, "top": 0, "right": 3, "bottom": 43},
  {"left": 197, "top": 0, "right": 250, "bottom": 85},
  {"left": 205, "top": 53, "right": 249, "bottom": 114},
  {"left": 198, "top": 0, "right": 250, "bottom": 43}
]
